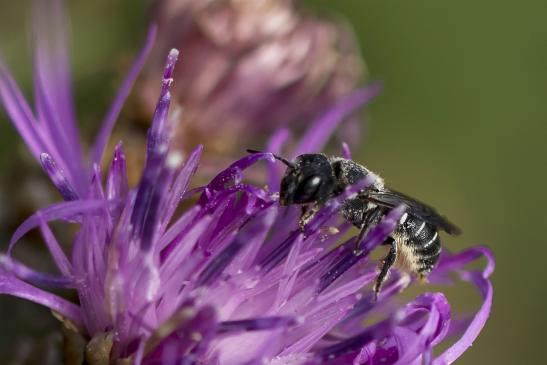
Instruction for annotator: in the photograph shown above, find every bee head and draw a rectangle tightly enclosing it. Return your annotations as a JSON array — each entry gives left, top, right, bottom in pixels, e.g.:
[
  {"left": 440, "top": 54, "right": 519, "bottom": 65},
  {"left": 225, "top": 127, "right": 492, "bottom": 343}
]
[{"left": 280, "top": 154, "right": 335, "bottom": 205}]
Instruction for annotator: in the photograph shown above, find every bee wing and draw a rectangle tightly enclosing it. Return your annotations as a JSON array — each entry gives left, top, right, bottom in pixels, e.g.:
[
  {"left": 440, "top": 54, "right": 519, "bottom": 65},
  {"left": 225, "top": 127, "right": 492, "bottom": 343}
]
[{"left": 365, "top": 189, "right": 462, "bottom": 235}]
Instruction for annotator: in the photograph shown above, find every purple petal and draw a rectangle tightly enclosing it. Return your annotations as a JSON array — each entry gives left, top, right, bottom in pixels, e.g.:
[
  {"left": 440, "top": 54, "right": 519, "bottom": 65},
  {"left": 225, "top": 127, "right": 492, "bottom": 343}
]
[
  {"left": 160, "top": 208, "right": 220, "bottom": 276},
  {"left": 341, "top": 142, "right": 352, "bottom": 160},
  {"left": 259, "top": 231, "right": 302, "bottom": 272},
  {"left": 432, "top": 246, "right": 495, "bottom": 279},
  {"left": 294, "top": 84, "right": 382, "bottom": 156},
  {"left": 206, "top": 153, "right": 275, "bottom": 194},
  {"left": 255, "top": 205, "right": 299, "bottom": 264},
  {"left": 218, "top": 316, "right": 299, "bottom": 334},
  {"left": 273, "top": 233, "right": 304, "bottom": 307},
  {"left": 0, "top": 60, "right": 45, "bottom": 160},
  {"left": 433, "top": 248, "right": 494, "bottom": 364},
  {"left": 146, "top": 303, "right": 217, "bottom": 361},
  {"left": 277, "top": 272, "right": 374, "bottom": 355},
  {"left": 265, "top": 128, "right": 291, "bottom": 192},
  {"left": 315, "top": 316, "right": 396, "bottom": 361},
  {"left": 160, "top": 145, "right": 203, "bottom": 232},
  {"left": 37, "top": 215, "right": 73, "bottom": 277},
  {"left": 105, "top": 143, "right": 129, "bottom": 226},
  {"left": 0, "top": 270, "right": 82, "bottom": 326},
  {"left": 106, "top": 142, "right": 129, "bottom": 201},
  {"left": 40, "top": 153, "right": 79, "bottom": 200},
  {"left": 91, "top": 25, "right": 157, "bottom": 165},
  {"left": 133, "top": 340, "right": 145, "bottom": 365},
  {"left": 147, "top": 49, "right": 179, "bottom": 155},
  {"left": 197, "top": 236, "right": 247, "bottom": 287},
  {"left": 159, "top": 206, "right": 202, "bottom": 253},
  {"left": 32, "top": 0, "right": 84, "bottom": 189},
  {"left": 0, "top": 255, "right": 73, "bottom": 288},
  {"left": 342, "top": 273, "right": 410, "bottom": 327},
  {"left": 214, "top": 329, "right": 286, "bottom": 365},
  {"left": 225, "top": 206, "right": 277, "bottom": 274},
  {"left": 131, "top": 50, "right": 180, "bottom": 250},
  {"left": 9, "top": 199, "right": 113, "bottom": 254},
  {"left": 131, "top": 165, "right": 173, "bottom": 250},
  {"left": 158, "top": 216, "right": 212, "bottom": 292},
  {"left": 393, "top": 293, "right": 451, "bottom": 365}
]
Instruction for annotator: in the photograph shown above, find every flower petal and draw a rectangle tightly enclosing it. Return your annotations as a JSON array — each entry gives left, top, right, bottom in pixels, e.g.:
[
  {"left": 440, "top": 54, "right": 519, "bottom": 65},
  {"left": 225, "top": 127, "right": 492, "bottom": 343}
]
[
  {"left": 433, "top": 247, "right": 494, "bottom": 364},
  {"left": 294, "top": 84, "right": 382, "bottom": 156},
  {"left": 206, "top": 152, "right": 275, "bottom": 195},
  {"left": 0, "top": 269, "right": 82, "bottom": 325},
  {"left": 106, "top": 142, "right": 129, "bottom": 201},
  {"left": 393, "top": 293, "right": 451, "bottom": 365},
  {"left": 9, "top": 199, "right": 113, "bottom": 254},
  {"left": 40, "top": 152, "right": 79, "bottom": 201},
  {"left": 37, "top": 215, "right": 73, "bottom": 277},
  {"left": 145, "top": 302, "right": 217, "bottom": 362},
  {"left": 314, "top": 316, "right": 396, "bottom": 361},
  {"left": 341, "top": 142, "right": 352, "bottom": 160},
  {"left": 265, "top": 128, "right": 291, "bottom": 192},
  {"left": 91, "top": 25, "right": 157, "bottom": 164},
  {"left": 218, "top": 316, "right": 299, "bottom": 334},
  {"left": 0, "top": 59, "right": 45, "bottom": 160},
  {"left": 131, "top": 50, "right": 180, "bottom": 251},
  {"left": 160, "top": 144, "right": 203, "bottom": 233},
  {"left": 32, "top": 0, "right": 84, "bottom": 188},
  {"left": 0, "top": 254, "right": 73, "bottom": 288}
]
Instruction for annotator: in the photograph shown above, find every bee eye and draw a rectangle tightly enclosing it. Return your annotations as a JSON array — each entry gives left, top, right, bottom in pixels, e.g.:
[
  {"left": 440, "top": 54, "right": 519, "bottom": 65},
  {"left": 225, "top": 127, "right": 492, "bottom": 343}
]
[{"left": 294, "top": 176, "right": 322, "bottom": 203}]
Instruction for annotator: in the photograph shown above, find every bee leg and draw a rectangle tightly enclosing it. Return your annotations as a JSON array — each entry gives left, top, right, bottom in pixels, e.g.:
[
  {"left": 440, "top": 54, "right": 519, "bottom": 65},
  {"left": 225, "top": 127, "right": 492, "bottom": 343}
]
[
  {"left": 353, "top": 228, "right": 368, "bottom": 254},
  {"left": 373, "top": 238, "right": 397, "bottom": 301},
  {"left": 353, "top": 207, "right": 383, "bottom": 254},
  {"left": 299, "top": 204, "right": 319, "bottom": 231},
  {"left": 417, "top": 273, "right": 429, "bottom": 285}
]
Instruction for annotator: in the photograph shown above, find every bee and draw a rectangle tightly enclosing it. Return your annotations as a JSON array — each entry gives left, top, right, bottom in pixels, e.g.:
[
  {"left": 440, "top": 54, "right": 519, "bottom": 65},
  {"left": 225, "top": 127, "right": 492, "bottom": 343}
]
[{"left": 247, "top": 150, "right": 461, "bottom": 295}]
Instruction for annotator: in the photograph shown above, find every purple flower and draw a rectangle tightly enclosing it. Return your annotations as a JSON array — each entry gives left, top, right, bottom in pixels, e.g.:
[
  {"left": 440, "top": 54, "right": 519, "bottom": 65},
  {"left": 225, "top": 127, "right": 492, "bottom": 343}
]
[
  {"left": 138, "top": 0, "right": 366, "bottom": 159},
  {"left": 0, "top": 1, "right": 493, "bottom": 364}
]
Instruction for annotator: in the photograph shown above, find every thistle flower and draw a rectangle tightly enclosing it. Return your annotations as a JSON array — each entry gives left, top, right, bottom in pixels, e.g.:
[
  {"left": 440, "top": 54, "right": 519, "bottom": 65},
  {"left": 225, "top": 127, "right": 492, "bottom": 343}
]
[
  {"left": 0, "top": 1, "right": 493, "bottom": 364},
  {"left": 138, "top": 0, "right": 365, "bottom": 158}
]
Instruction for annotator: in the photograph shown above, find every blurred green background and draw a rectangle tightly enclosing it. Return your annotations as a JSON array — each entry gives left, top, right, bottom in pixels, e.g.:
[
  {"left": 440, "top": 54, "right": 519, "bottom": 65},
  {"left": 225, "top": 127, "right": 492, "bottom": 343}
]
[{"left": 1, "top": 0, "right": 545, "bottom": 364}]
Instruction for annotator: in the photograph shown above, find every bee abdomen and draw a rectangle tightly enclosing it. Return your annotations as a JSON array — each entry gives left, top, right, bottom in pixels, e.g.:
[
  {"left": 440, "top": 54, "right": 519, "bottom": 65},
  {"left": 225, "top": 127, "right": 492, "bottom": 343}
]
[
  {"left": 417, "top": 249, "right": 441, "bottom": 274},
  {"left": 416, "top": 230, "right": 441, "bottom": 256},
  {"left": 403, "top": 215, "right": 442, "bottom": 274}
]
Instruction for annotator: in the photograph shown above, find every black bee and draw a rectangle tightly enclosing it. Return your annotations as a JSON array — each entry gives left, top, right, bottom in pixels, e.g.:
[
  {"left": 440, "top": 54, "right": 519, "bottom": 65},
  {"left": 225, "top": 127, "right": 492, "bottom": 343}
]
[{"left": 247, "top": 150, "right": 461, "bottom": 295}]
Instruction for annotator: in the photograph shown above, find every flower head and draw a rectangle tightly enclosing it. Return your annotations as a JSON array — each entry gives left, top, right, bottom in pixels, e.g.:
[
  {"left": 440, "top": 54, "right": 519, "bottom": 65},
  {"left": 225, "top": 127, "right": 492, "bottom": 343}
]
[
  {"left": 138, "top": 0, "right": 365, "bottom": 158},
  {"left": 0, "top": 1, "right": 493, "bottom": 364}
]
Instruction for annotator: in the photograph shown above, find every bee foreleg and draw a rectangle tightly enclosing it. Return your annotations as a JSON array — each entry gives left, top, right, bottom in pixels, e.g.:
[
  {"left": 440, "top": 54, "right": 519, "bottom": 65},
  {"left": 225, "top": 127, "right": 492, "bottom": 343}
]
[
  {"left": 299, "top": 204, "right": 320, "bottom": 231},
  {"left": 373, "top": 237, "right": 397, "bottom": 301}
]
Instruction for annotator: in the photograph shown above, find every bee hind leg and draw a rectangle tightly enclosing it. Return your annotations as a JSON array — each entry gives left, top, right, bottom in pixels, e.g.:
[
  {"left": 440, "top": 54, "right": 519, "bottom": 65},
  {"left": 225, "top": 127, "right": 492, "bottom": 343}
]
[
  {"left": 353, "top": 207, "right": 384, "bottom": 254},
  {"left": 417, "top": 272, "right": 429, "bottom": 285},
  {"left": 373, "top": 237, "right": 397, "bottom": 301}
]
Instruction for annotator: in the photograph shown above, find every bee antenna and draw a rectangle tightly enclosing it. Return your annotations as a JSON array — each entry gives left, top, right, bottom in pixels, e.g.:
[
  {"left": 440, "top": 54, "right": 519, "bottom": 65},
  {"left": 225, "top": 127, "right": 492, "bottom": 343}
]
[{"left": 246, "top": 149, "right": 294, "bottom": 168}]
